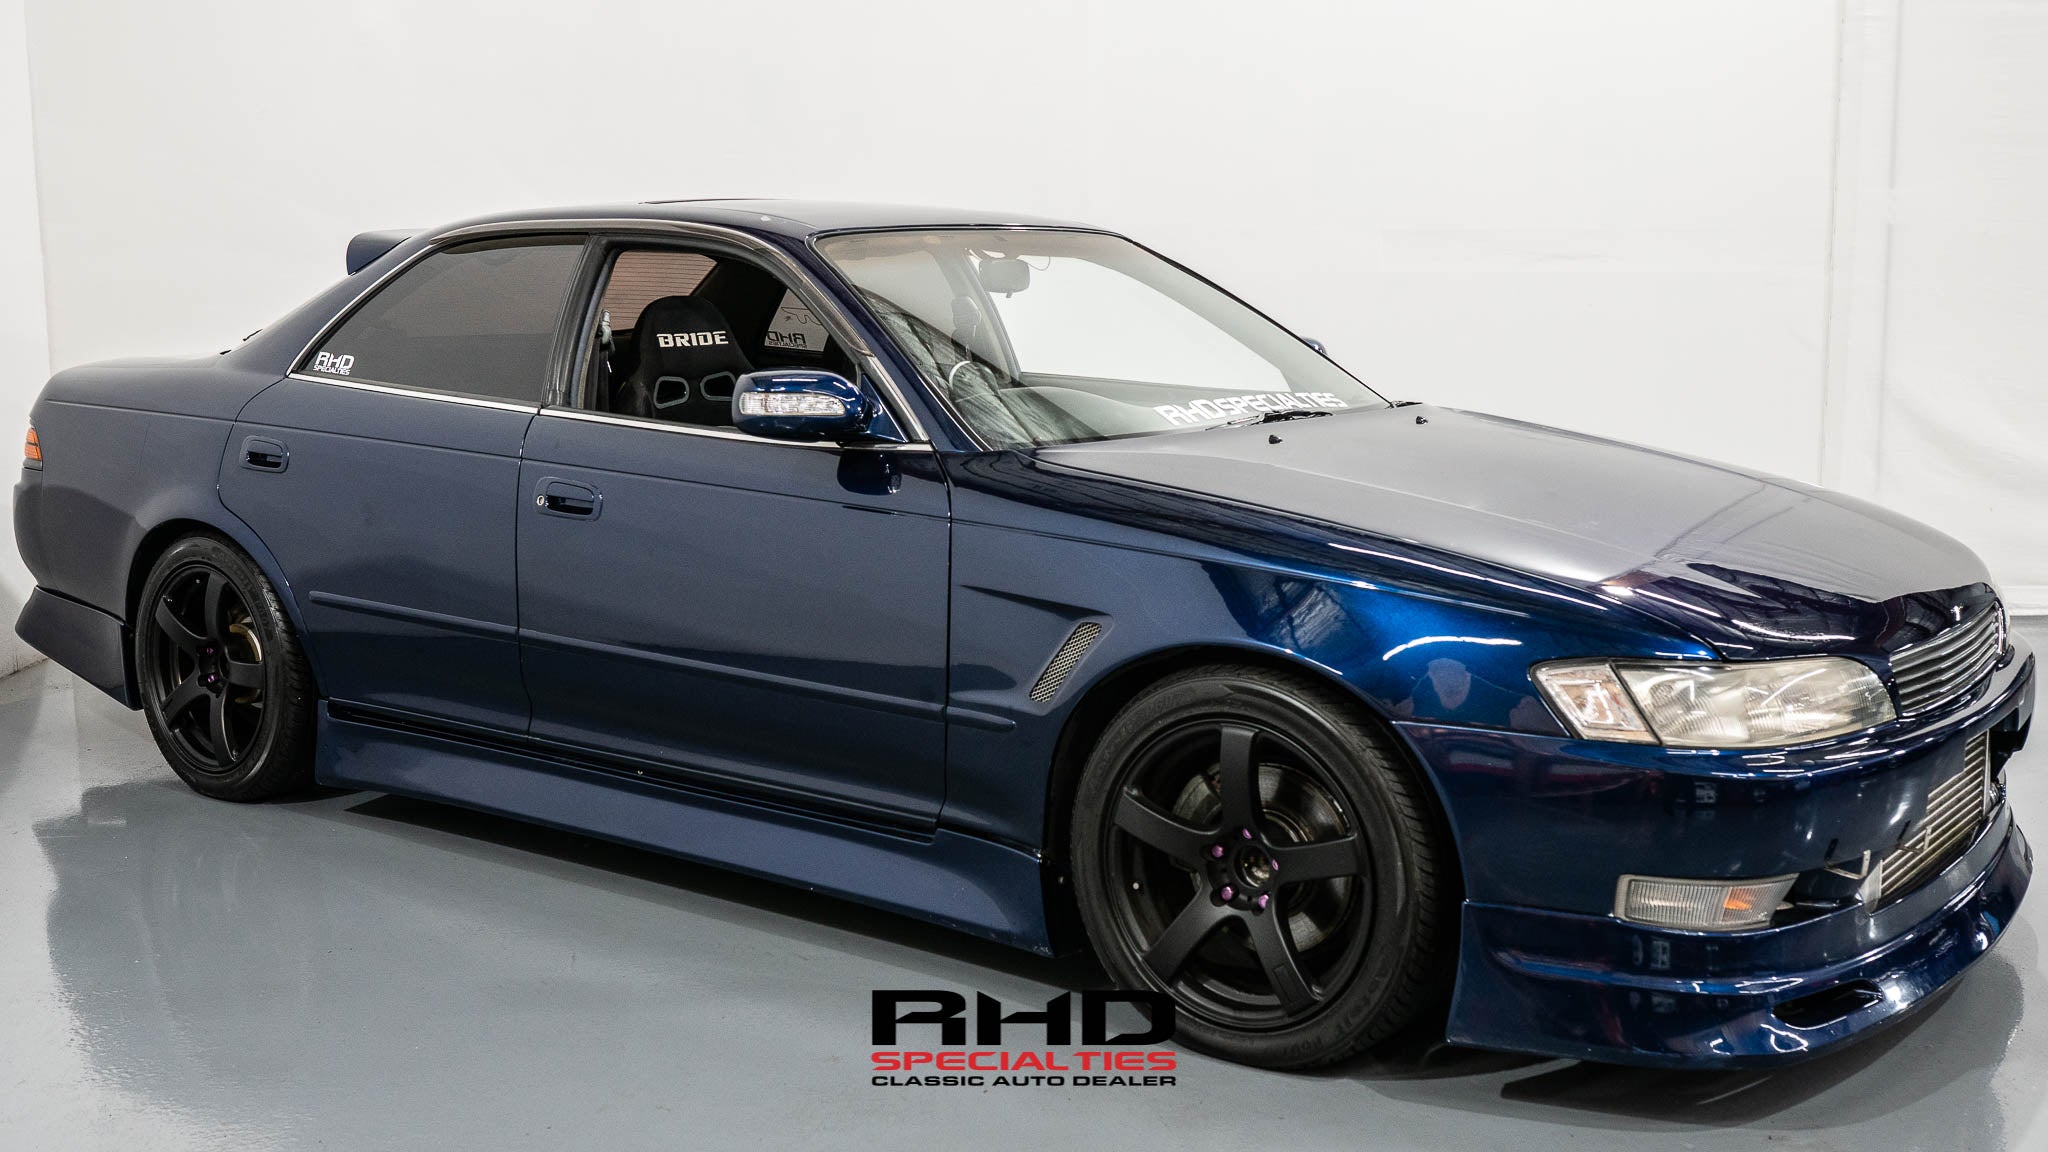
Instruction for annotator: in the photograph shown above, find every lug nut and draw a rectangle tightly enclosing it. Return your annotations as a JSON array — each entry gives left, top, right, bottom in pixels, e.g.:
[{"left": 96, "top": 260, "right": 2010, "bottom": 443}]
[
  {"left": 1269, "top": 858, "right": 1280, "bottom": 872},
  {"left": 1256, "top": 894, "right": 1270, "bottom": 910},
  {"left": 1219, "top": 885, "right": 1235, "bottom": 902},
  {"left": 1209, "top": 844, "right": 1224, "bottom": 858},
  {"left": 1240, "top": 827, "right": 1253, "bottom": 840}
]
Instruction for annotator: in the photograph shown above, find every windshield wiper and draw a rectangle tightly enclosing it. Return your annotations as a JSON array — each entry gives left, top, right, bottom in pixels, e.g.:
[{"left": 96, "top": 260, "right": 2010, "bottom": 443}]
[{"left": 1220, "top": 409, "right": 1333, "bottom": 428}]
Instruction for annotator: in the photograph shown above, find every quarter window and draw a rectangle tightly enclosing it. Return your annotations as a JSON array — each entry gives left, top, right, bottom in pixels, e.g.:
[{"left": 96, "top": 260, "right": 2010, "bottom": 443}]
[{"left": 303, "top": 237, "right": 584, "bottom": 403}]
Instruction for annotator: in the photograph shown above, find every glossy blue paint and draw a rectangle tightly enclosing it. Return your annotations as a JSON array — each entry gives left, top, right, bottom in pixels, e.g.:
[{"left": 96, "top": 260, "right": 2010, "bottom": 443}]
[
  {"left": 9, "top": 200, "right": 2036, "bottom": 1070},
  {"left": 515, "top": 411, "right": 951, "bottom": 827},
  {"left": 1403, "top": 643, "right": 2034, "bottom": 914},
  {"left": 1452, "top": 810, "right": 2030, "bottom": 1066},
  {"left": 222, "top": 378, "right": 537, "bottom": 732},
  {"left": 1031, "top": 405, "right": 1998, "bottom": 663},
  {"left": 314, "top": 706, "right": 1053, "bottom": 952}
]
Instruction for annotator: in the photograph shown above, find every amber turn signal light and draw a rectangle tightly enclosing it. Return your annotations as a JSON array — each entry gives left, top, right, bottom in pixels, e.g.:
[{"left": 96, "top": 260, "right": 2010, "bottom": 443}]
[{"left": 23, "top": 425, "right": 41, "bottom": 464}]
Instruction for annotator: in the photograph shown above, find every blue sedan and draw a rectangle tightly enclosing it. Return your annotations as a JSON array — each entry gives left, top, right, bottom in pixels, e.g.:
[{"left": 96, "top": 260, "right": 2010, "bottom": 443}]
[{"left": 11, "top": 201, "right": 2033, "bottom": 1069}]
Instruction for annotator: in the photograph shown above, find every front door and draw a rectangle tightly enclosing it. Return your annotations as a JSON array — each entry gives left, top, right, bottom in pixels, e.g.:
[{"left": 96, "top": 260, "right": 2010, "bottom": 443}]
[{"left": 514, "top": 240, "right": 951, "bottom": 826}]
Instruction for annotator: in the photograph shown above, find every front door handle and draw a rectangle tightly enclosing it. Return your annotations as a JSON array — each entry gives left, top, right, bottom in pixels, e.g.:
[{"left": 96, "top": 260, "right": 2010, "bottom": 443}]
[
  {"left": 241, "top": 436, "right": 288, "bottom": 472},
  {"left": 535, "top": 477, "right": 601, "bottom": 519}
]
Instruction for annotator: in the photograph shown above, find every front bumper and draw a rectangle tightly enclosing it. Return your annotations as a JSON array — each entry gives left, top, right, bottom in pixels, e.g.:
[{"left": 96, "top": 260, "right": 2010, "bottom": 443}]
[
  {"left": 1399, "top": 639, "right": 2034, "bottom": 1067},
  {"left": 1450, "top": 803, "right": 2028, "bottom": 1066}
]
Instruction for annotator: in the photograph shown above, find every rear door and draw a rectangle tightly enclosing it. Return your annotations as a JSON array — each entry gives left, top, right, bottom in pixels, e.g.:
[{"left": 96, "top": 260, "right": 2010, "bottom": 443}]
[{"left": 221, "top": 235, "right": 588, "bottom": 732}]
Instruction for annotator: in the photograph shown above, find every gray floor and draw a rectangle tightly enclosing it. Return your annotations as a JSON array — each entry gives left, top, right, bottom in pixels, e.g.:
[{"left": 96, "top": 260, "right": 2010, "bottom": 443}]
[{"left": 1, "top": 629, "right": 2044, "bottom": 1152}]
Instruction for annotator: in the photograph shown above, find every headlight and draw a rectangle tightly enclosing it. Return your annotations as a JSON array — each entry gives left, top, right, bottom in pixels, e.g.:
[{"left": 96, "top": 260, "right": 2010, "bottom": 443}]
[{"left": 1533, "top": 656, "right": 1895, "bottom": 748}]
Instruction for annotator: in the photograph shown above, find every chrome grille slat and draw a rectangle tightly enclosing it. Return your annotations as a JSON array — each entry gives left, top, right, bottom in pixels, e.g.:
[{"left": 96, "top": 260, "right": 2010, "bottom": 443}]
[
  {"left": 1868, "top": 731, "right": 1993, "bottom": 904},
  {"left": 1893, "top": 629, "right": 1995, "bottom": 686},
  {"left": 1892, "top": 610, "right": 1997, "bottom": 670},
  {"left": 1895, "top": 616, "right": 1994, "bottom": 670},
  {"left": 1898, "top": 645, "right": 2001, "bottom": 712},
  {"left": 1889, "top": 604, "right": 2006, "bottom": 715},
  {"left": 1896, "top": 626, "right": 1995, "bottom": 681},
  {"left": 1892, "top": 610, "right": 1990, "bottom": 664}
]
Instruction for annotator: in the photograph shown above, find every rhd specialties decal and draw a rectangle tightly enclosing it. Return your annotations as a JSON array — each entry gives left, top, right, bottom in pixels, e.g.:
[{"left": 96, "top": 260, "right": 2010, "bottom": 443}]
[{"left": 1153, "top": 391, "right": 1347, "bottom": 426}]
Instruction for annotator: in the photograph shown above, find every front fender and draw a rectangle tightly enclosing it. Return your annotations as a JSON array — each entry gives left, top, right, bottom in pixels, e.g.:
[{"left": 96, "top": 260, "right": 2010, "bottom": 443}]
[{"left": 939, "top": 514, "right": 1701, "bottom": 854}]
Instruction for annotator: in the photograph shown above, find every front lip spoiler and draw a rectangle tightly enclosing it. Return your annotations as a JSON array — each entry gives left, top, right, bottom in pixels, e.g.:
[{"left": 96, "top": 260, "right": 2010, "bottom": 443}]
[{"left": 1447, "top": 807, "right": 2031, "bottom": 1068}]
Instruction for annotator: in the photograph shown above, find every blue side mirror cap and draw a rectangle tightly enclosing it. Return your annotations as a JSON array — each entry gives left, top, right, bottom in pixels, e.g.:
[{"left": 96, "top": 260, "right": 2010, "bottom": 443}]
[{"left": 730, "top": 370, "right": 874, "bottom": 442}]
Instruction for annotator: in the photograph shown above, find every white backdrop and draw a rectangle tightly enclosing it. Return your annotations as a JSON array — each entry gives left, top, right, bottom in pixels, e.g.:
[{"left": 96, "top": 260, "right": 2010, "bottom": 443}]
[
  {"left": 0, "top": 0, "right": 48, "bottom": 676},
  {"left": 0, "top": 0, "right": 2042, "bottom": 678}
]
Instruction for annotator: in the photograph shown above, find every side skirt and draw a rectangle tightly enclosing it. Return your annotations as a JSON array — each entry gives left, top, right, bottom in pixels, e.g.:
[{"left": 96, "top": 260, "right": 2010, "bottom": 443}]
[{"left": 314, "top": 706, "right": 1056, "bottom": 954}]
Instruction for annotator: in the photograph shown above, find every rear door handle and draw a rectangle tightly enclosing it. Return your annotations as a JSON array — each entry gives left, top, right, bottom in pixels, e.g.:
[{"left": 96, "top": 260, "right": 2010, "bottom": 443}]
[
  {"left": 535, "top": 477, "right": 601, "bottom": 519},
  {"left": 241, "top": 436, "right": 288, "bottom": 472}
]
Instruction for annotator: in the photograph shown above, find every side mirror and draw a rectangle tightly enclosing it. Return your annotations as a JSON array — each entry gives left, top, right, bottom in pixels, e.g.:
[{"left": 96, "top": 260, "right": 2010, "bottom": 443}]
[{"left": 731, "top": 370, "right": 874, "bottom": 442}]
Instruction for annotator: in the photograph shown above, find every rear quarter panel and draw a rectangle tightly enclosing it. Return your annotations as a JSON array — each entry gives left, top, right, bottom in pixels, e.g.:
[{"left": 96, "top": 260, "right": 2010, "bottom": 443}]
[{"left": 21, "top": 357, "right": 288, "bottom": 622}]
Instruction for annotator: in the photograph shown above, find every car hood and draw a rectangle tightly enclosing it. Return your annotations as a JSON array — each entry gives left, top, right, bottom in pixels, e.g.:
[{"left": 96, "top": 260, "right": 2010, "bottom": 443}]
[{"left": 1035, "top": 405, "right": 1993, "bottom": 658}]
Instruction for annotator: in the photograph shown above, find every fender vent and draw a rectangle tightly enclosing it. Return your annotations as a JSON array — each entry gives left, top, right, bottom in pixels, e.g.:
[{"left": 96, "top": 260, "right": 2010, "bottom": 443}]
[{"left": 1029, "top": 622, "right": 1102, "bottom": 703}]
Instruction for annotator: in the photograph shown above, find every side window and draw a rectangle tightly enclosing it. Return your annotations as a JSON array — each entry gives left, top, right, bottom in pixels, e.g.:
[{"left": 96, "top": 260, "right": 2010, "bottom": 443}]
[
  {"left": 584, "top": 245, "right": 855, "bottom": 426},
  {"left": 303, "top": 237, "right": 584, "bottom": 403}
]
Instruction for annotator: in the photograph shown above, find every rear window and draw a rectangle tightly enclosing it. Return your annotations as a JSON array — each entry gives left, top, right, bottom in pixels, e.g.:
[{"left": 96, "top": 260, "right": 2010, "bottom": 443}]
[{"left": 303, "top": 237, "right": 584, "bottom": 403}]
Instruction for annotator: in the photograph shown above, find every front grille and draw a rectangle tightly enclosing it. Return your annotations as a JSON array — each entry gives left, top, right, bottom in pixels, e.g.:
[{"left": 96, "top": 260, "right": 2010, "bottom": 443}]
[
  {"left": 1889, "top": 604, "right": 2007, "bottom": 715},
  {"left": 1867, "top": 731, "right": 1994, "bottom": 905}
]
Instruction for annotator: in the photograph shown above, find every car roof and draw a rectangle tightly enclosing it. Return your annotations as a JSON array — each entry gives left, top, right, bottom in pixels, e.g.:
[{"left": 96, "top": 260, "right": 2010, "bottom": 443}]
[{"left": 436, "top": 199, "right": 1092, "bottom": 242}]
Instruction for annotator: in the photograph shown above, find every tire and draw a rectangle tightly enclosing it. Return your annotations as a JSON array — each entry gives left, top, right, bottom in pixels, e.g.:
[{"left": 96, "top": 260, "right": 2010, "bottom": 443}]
[
  {"left": 1070, "top": 664, "right": 1453, "bottom": 1069},
  {"left": 133, "top": 534, "right": 317, "bottom": 801}
]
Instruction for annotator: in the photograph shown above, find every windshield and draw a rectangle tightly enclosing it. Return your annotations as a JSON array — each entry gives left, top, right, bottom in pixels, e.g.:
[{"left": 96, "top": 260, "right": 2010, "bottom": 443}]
[{"left": 815, "top": 229, "right": 1388, "bottom": 447}]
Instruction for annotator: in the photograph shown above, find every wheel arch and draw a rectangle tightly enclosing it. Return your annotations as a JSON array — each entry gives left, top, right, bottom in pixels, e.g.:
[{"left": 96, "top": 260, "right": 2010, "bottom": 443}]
[
  {"left": 124, "top": 515, "right": 319, "bottom": 691},
  {"left": 1040, "top": 641, "right": 1464, "bottom": 900}
]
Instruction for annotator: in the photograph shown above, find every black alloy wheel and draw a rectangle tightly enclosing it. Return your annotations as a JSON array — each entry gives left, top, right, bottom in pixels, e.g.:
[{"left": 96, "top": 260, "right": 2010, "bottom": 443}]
[
  {"left": 1071, "top": 665, "right": 1452, "bottom": 1069},
  {"left": 146, "top": 565, "right": 266, "bottom": 768},
  {"left": 135, "top": 535, "right": 316, "bottom": 800}
]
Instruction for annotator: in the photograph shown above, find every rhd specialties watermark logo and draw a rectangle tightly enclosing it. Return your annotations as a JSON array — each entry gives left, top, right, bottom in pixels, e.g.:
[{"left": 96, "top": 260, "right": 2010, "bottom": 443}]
[{"left": 870, "top": 989, "right": 1180, "bottom": 1089}]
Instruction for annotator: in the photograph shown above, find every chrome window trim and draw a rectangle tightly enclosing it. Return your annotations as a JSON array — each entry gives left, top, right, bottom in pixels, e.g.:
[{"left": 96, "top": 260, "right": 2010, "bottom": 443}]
[
  {"left": 289, "top": 217, "right": 931, "bottom": 444},
  {"left": 535, "top": 405, "right": 934, "bottom": 452},
  {"left": 432, "top": 218, "right": 930, "bottom": 444},
  {"left": 282, "top": 372, "right": 543, "bottom": 413}
]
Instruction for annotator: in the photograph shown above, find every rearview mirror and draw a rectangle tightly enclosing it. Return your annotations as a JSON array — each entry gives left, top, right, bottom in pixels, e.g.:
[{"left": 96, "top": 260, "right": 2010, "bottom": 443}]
[
  {"left": 978, "top": 258, "right": 1029, "bottom": 295},
  {"left": 731, "top": 370, "right": 874, "bottom": 442}
]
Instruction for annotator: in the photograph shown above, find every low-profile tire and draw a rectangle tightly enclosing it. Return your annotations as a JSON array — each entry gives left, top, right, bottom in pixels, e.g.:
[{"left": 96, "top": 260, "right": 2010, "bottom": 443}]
[
  {"left": 1070, "top": 664, "right": 1453, "bottom": 1070},
  {"left": 133, "top": 534, "right": 317, "bottom": 801}
]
